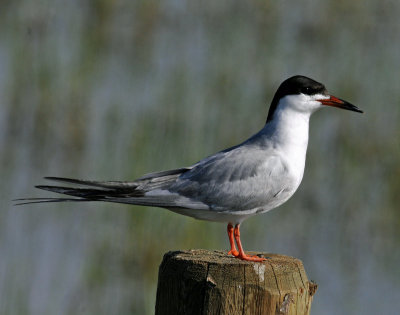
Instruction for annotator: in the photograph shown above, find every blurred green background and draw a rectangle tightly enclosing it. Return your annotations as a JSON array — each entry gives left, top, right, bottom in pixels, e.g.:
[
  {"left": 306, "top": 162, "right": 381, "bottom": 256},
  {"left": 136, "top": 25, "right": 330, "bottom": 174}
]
[{"left": 1, "top": 0, "right": 399, "bottom": 314}]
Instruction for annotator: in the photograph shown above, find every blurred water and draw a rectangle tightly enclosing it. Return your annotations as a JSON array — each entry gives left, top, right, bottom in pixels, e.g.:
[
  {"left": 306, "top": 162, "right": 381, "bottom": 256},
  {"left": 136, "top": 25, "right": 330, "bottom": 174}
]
[{"left": 1, "top": 1, "right": 399, "bottom": 314}]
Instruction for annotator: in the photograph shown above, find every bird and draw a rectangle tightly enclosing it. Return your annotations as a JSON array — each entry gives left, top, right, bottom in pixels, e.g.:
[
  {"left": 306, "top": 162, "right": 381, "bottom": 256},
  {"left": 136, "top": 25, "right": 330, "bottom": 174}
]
[{"left": 16, "top": 75, "right": 363, "bottom": 262}]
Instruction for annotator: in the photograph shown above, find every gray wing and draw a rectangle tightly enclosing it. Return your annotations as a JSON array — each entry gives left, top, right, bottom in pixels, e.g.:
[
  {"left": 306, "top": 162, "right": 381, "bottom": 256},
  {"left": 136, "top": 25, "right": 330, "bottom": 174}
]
[{"left": 168, "top": 144, "right": 295, "bottom": 211}]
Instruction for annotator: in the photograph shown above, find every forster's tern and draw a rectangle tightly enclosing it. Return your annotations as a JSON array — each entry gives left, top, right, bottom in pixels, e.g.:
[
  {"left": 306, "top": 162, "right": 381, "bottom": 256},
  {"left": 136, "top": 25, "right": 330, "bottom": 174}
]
[{"left": 16, "top": 75, "right": 363, "bottom": 261}]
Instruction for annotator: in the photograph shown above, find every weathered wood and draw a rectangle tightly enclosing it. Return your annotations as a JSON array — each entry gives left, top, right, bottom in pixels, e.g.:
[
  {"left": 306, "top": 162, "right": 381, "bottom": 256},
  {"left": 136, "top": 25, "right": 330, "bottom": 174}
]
[{"left": 155, "top": 250, "right": 317, "bottom": 315}]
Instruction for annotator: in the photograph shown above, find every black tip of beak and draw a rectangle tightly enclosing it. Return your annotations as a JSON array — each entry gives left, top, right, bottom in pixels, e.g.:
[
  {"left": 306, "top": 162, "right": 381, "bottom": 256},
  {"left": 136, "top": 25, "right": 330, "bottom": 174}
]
[{"left": 340, "top": 100, "right": 363, "bottom": 113}]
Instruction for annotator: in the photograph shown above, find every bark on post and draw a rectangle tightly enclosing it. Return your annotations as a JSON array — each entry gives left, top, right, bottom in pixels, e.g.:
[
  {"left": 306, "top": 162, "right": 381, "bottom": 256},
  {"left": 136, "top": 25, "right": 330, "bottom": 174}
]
[{"left": 155, "top": 250, "right": 317, "bottom": 315}]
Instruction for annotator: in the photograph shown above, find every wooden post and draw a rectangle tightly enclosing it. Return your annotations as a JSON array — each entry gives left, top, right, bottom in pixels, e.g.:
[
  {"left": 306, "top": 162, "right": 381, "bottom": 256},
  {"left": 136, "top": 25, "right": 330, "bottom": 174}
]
[{"left": 155, "top": 250, "right": 317, "bottom": 315}]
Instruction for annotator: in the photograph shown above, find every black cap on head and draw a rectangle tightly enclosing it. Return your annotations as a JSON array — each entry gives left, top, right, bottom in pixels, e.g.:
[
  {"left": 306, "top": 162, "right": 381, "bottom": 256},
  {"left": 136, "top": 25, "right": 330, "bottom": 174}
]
[{"left": 266, "top": 75, "right": 327, "bottom": 123}]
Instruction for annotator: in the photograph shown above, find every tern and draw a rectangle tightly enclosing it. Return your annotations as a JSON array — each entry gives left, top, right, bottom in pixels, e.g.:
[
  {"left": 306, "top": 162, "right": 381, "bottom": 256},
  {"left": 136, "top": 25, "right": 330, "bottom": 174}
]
[{"left": 16, "top": 75, "right": 363, "bottom": 261}]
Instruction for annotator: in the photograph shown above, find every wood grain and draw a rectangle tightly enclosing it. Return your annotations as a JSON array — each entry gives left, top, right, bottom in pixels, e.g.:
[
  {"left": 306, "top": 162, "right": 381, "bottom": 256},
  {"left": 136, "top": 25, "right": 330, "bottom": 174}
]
[{"left": 155, "top": 250, "right": 317, "bottom": 315}]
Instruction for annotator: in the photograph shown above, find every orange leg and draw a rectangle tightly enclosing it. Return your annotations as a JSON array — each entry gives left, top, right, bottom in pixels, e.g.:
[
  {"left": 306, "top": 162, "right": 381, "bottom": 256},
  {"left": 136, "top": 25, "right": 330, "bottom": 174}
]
[
  {"left": 232, "top": 224, "right": 266, "bottom": 262},
  {"left": 227, "top": 223, "right": 239, "bottom": 257}
]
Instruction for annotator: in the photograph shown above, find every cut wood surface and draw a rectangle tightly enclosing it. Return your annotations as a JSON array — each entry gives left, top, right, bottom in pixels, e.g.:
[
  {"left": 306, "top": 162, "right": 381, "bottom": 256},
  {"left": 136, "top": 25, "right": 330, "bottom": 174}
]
[{"left": 155, "top": 249, "right": 317, "bottom": 315}]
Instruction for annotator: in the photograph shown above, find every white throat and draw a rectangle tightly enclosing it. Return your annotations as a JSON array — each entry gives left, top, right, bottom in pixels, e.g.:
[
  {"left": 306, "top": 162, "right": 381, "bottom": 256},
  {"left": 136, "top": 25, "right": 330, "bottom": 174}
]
[
  {"left": 269, "top": 95, "right": 316, "bottom": 148},
  {"left": 263, "top": 94, "right": 320, "bottom": 182}
]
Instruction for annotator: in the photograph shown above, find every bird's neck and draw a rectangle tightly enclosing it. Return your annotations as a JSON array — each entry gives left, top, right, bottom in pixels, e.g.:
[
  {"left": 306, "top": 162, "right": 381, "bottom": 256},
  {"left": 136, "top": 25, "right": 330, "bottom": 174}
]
[
  {"left": 268, "top": 108, "right": 310, "bottom": 150},
  {"left": 263, "top": 108, "right": 311, "bottom": 180}
]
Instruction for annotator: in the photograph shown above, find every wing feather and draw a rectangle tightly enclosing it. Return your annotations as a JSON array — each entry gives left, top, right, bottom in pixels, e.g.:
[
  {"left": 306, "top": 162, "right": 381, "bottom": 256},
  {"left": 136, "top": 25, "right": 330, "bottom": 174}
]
[{"left": 170, "top": 146, "right": 294, "bottom": 211}]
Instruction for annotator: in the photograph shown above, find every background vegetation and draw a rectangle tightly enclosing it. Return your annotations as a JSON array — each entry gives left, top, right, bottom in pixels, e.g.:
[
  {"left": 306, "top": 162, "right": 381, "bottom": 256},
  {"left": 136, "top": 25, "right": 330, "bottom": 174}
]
[{"left": 1, "top": 0, "right": 399, "bottom": 314}]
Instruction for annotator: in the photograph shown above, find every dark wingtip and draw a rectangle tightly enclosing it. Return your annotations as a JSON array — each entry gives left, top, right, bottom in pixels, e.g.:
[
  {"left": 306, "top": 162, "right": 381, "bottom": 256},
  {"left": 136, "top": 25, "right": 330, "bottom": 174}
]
[
  {"left": 35, "top": 185, "right": 49, "bottom": 190},
  {"left": 13, "top": 197, "right": 89, "bottom": 205},
  {"left": 44, "top": 176, "right": 68, "bottom": 181}
]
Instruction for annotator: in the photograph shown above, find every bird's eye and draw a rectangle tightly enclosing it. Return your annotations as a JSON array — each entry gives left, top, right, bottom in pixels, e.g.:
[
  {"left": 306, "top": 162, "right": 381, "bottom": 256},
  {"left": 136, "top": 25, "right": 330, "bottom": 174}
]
[{"left": 301, "top": 87, "right": 312, "bottom": 94}]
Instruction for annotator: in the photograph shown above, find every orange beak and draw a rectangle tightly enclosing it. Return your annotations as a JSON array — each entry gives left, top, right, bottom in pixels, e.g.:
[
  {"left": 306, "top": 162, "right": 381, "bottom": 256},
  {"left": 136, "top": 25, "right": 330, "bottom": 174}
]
[{"left": 318, "top": 95, "right": 363, "bottom": 113}]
